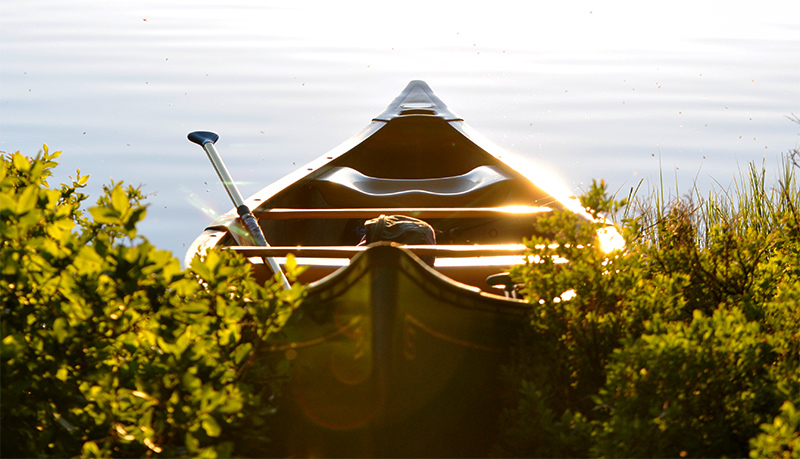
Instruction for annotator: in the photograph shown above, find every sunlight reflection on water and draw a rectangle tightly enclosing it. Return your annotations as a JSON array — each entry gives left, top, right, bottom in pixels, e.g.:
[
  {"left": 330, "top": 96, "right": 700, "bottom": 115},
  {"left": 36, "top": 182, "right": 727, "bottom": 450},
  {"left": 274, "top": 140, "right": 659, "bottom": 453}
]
[{"left": 2, "top": 0, "right": 798, "bottom": 263}]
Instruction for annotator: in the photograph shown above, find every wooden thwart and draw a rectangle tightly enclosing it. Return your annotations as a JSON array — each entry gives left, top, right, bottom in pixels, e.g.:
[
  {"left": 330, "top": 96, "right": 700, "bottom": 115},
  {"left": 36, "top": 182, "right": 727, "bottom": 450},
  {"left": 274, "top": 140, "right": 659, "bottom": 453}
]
[
  {"left": 229, "top": 243, "right": 528, "bottom": 259},
  {"left": 252, "top": 206, "right": 551, "bottom": 220}
]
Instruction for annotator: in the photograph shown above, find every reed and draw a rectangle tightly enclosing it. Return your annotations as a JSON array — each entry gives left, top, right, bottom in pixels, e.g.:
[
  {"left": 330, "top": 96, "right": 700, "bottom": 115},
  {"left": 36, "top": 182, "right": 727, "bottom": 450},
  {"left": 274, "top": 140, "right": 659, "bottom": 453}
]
[
  {"left": 703, "top": 155, "right": 798, "bottom": 236},
  {"left": 629, "top": 151, "right": 799, "bottom": 249}
]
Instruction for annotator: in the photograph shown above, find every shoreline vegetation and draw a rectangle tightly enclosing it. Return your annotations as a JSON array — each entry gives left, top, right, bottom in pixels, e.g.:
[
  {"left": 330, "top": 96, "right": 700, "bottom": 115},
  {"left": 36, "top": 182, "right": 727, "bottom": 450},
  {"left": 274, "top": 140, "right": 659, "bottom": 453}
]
[
  {"left": 2, "top": 134, "right": 799, "bottom": 457},
  {"left": 497, "top": 140, "right": 799, "bottom": 457},
  {"left": 1, "top": 147, "right": 305, "bottom": 457}
]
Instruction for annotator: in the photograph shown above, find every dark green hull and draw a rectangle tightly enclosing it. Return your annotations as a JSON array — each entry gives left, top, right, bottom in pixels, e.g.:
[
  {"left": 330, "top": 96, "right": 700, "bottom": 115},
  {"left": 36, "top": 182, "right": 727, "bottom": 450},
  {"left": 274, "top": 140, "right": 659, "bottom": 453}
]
[{"left": 266, "top": 244, "right": 528, "bottom": 457}]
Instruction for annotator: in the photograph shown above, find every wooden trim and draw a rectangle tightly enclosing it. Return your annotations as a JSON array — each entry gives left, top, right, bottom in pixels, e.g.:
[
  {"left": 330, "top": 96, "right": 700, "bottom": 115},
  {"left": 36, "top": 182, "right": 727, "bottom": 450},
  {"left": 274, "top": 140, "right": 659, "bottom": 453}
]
[
  {"left": 228, "top": 244, "right": 527, "bottom": 259},
  {"left": 252, "top": 206, "right": 552, "bottom": 220}
]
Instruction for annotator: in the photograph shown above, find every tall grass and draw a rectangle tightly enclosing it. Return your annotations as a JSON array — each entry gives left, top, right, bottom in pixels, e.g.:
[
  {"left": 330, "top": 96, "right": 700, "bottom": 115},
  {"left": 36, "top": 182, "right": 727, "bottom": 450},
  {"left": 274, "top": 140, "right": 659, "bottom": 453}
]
[
  {"left": 627, "top": 115, "right": 800, "bottom": 247},
  {"left": 629, "top": 151, "right": 799, "bottom": 249},
  {"left": 703, "top": 155, "right": 799, "bottom": 239}
]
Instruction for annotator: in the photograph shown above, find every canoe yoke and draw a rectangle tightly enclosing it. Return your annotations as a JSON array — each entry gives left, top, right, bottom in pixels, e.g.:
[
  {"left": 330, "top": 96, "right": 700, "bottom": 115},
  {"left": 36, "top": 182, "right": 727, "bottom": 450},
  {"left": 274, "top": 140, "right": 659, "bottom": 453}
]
[{"left": 310, "top": 165, "right": 513, "bottom": 208}]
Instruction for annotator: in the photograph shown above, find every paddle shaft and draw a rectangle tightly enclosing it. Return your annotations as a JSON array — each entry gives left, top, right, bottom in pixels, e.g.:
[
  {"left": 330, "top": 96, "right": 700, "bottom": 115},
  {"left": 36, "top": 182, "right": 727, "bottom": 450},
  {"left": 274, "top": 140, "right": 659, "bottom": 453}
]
[
  {"left": 202, "top": 141, "right": 248, "bottom": 208},
  {"left": 189, "top": 131, "right": 291, "bottom": 290}
]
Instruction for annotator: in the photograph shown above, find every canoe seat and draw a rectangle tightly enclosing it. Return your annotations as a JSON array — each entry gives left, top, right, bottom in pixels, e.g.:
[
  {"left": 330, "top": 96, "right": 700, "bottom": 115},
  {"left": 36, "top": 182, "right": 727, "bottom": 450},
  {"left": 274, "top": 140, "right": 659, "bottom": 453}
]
[
  {"left": 312, "top": 165, "right": 513, "bottom": 207},
  {"left": 486, "top": 272, "right": 521, "bottom": 299}
]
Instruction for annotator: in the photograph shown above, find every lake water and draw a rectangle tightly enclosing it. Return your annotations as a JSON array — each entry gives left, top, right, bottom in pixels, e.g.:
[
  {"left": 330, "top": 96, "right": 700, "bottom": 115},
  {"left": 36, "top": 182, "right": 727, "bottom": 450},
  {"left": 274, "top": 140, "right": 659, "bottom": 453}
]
[{"left": 2, "top": 0, "right": 799, "bottom": 264}]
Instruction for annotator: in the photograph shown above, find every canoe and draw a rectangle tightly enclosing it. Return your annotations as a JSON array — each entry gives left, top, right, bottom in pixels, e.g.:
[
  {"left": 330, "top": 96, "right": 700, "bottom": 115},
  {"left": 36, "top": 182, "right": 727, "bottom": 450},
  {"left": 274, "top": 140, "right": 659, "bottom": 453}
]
[{"left": 186, "top": 81, "right": 589, "bottom": 457}]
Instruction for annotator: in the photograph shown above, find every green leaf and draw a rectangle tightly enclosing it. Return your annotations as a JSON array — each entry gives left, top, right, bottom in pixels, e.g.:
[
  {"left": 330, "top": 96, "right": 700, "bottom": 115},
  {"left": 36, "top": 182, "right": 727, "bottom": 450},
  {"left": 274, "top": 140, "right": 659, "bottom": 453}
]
[
  {"left": 15, "top": 186, "right": 38, "bottom": 214},
  {"left": 185, "top": 432, "right": 200, "bottom": 453},
  {"left": 88, "top": 205, "right": 120, "bottom": 225},
  {"left": 53, "top": 317, "right": 69, "bottom": 343},
  {"left": 55, "top": 367, "right": 69, "bottom": 382},
  {"left": 181, "top": 372, "right": 201, "bottom": 392},
  {"left": 233, "top": 343, "right": 252, "bottom": 365},
  {"left": 170, "top": 278, "right": 199, "bottom": 296},
  {"left": 110, "top": 185, "right": 129, "bottom": 213},
  {"left": 183, "top": 301, "right": 209, "bottom": 314},
  {"left": 0, "top": 192, "right": 15, "bottom": 213},
  {"left": 81, "top": 441, "right": 102, "bottom": 458},
  {"left": 1, "top": 334, "right": 25, "bottom": 360},
  {"left": 74, "top": 246, "right": 104, "bottom": 275},
  {"left": 12, "top": 152, "right": 31, "bottom": 172},
  {"left": 201, "top": 414, "right": 222, "bottom": 438}
]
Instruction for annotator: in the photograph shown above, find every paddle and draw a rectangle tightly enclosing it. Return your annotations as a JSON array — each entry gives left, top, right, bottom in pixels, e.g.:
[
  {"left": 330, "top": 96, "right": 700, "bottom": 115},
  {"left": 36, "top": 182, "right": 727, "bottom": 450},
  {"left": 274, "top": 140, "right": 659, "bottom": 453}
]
[{"left": 187, "top": 131, "right": 291, "bottom": 290}]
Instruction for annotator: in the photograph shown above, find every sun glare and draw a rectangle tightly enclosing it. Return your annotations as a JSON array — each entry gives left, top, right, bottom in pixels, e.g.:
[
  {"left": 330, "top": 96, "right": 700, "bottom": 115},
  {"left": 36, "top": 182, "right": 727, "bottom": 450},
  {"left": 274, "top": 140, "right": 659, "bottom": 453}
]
[
  {"left": 500, "top": 151, "right": 588, "bottom": 216},
  {"left": 497, "top": 205, "right": 552, "bottom": 214},
  {"left": 597, "top": 226, "right": 626, "bottom": 253},
  {"left": 455, "top": 123, "right": 590, "bottom": 218}
]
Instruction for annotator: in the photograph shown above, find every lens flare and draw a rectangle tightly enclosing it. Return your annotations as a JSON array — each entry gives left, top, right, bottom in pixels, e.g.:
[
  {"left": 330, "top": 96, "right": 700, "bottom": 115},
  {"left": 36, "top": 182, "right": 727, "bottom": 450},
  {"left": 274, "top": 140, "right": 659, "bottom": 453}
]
[
  {"left": 597, "top": 225, "right": 626, "bottom": 253},
  {"left": 183, "top": 187, "right": 222, "bottom": 220}
]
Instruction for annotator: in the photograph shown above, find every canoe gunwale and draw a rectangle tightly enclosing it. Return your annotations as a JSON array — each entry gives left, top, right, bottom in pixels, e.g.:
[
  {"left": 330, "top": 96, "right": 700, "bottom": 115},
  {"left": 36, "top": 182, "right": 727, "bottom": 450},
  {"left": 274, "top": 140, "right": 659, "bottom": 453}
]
[
  {"left": 301, "top": 243, "right": 529, "bottom": 313},
  {"left": 252, "top": 206, "right": 553, "bottom": 220},
  {"left": 229, "top": 243, "right": 528, "bottom": 259}
]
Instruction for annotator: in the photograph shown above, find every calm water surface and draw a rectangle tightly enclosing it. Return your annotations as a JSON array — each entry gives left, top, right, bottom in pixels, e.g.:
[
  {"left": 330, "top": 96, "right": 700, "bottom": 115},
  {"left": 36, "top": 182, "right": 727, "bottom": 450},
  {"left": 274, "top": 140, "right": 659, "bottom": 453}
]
[{"left": 2, "top": 0, "right": 799, "bottom": 263}]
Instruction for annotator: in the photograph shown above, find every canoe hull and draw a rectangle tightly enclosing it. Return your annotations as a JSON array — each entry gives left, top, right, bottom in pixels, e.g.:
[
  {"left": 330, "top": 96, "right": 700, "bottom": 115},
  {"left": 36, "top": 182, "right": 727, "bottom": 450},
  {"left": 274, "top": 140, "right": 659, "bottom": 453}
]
[
  {"left": 184, "top": 81, "right": 589, "bottom": 455},
  {"left": 265, "top": 244, "right": 528, "bottom": 457}
]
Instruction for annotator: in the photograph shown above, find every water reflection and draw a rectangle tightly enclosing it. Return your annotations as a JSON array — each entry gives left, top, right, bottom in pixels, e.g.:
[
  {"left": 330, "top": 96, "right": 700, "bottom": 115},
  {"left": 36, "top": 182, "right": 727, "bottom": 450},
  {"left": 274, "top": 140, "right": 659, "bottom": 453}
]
[{"left": 2, "top": 0, "right": 798, "bottom": 263}]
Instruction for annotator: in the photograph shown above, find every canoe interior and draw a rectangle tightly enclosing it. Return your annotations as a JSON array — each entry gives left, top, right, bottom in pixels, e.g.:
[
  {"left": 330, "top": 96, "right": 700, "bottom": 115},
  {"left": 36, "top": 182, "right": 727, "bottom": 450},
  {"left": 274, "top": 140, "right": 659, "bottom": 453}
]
[
  {"left": 186, "top": 81, "right": 581, "bottom": 292},
  {"left": 256, "top": 116, "right": 559, "bottom": 248}
]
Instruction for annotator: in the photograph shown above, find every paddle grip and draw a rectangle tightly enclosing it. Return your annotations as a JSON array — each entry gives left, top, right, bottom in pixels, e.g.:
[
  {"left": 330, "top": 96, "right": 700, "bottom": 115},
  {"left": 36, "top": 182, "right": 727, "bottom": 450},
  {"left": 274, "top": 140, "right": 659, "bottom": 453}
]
[
  {"left": 239, "top": 208, "right": 291, "bottom": 289},
  {"left": 239, "top": 210, "right": 268, "bottom": 247}
]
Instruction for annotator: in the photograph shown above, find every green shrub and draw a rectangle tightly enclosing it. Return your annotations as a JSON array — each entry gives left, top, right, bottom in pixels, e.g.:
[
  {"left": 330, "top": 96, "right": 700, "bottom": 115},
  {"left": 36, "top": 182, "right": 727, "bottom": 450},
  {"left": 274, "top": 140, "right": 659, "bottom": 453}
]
[
  {"left": 495, "top": 156, "right": 800, "bottom": 458},
  {"left": 1, "top": 148, "right": 303, "bottom": 457},
  {"left": 749, "top": 401, "right": 800, "bottom": 459},
  {"left": 595, "top": 308, "right": 775, "bottom": 457}
]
